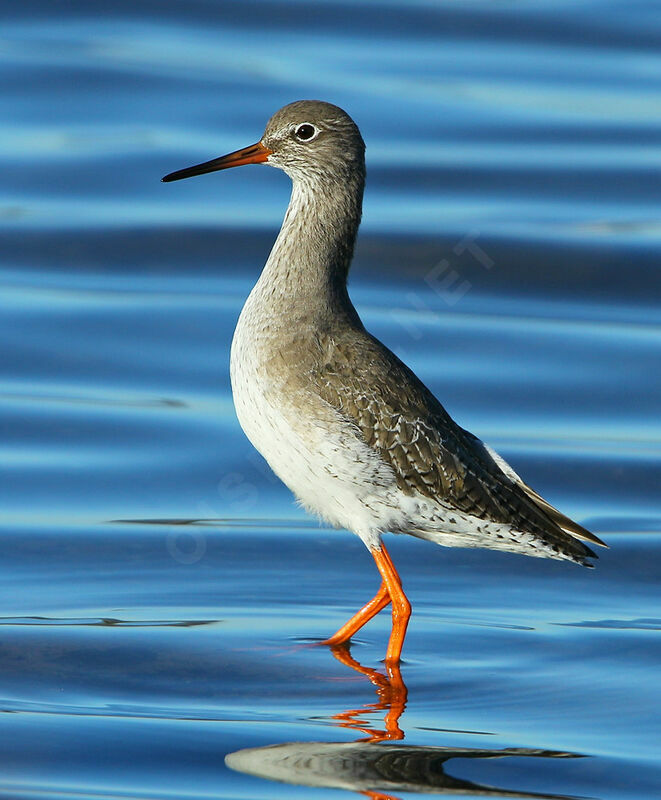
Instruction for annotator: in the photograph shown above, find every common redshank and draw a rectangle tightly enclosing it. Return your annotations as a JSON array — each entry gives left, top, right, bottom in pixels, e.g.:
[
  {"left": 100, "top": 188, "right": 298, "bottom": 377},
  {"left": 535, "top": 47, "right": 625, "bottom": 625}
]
[{"left": 163, "top": 100, "right": 607, "bottom": 663}]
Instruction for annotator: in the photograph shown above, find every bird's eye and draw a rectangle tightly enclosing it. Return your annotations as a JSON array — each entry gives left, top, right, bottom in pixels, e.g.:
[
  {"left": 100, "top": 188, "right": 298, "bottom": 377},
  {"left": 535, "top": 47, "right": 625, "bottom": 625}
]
[{"left": 294, "top": 123, "right": 317, "bottom": 141}]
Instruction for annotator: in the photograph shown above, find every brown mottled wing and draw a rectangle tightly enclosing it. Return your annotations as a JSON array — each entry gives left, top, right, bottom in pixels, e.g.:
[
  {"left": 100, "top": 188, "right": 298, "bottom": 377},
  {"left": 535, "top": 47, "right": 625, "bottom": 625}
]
[{"left": 313, "top": 331, "right": 601, "bottom": 560}]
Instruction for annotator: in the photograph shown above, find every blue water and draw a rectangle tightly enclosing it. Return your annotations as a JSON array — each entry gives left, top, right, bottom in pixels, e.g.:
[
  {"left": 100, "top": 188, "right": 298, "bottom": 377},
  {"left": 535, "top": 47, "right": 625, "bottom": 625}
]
[{"left": 2, "top": 1, "right": 661, "bottom": 798}]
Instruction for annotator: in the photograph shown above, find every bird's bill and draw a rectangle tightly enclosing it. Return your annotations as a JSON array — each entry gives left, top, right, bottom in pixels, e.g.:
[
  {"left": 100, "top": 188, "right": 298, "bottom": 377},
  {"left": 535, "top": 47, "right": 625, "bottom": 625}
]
[{"left": 161, "top": 141, "right": 272, "bottom": 182}]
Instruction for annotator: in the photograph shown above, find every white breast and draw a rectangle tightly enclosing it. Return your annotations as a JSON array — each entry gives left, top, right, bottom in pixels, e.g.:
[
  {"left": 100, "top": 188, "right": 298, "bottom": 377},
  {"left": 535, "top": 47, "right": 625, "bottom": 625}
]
[{"left": 229, "top": 289, "right": 405, "bottom": 549}]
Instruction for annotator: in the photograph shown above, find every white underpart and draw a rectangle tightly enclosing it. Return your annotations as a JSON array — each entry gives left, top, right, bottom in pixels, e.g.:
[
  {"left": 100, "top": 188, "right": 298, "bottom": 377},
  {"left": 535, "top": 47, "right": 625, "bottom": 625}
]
[{"left": 231, "top": 300, "right": 399, "bottom": 552}]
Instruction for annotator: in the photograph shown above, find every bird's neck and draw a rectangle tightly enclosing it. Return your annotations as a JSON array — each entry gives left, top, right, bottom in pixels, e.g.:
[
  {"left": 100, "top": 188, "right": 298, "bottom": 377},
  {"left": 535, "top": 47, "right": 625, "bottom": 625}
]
[{"left": 253, "top": 171, "right": 365, "bottom": 325}]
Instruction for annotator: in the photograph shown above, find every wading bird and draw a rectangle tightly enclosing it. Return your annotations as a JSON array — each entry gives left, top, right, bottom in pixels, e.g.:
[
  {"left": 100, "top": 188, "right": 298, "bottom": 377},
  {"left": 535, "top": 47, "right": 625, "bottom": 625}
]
[{"left": 163, "top": 101, "right": 606, "bottom": 664}]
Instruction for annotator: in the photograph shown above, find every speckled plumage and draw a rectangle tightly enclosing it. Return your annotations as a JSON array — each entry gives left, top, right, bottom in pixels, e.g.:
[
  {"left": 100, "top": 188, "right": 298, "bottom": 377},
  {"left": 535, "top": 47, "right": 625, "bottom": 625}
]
[{"left": 311, "top": 328, "right": 600, "bottom": 562}]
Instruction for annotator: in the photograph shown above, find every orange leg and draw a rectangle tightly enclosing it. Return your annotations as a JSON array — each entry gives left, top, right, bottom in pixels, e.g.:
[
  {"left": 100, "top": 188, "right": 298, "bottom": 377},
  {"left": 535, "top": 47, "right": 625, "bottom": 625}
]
[
  {"left": 372, "top": 544, "right": 411, "bottom": 664},
  {"left": 361, "top": 792, "right": 400, "bottom": 800},
  {"left": 322, "top": 580, "right": 391, "bottom": 646},
  {"left": 322, "top": 542, "right": 411, "bottom": 665}
]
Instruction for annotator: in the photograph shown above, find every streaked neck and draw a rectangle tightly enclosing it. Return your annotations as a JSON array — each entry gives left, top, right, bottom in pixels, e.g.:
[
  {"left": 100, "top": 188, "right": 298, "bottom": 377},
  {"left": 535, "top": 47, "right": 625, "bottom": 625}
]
[{"left": 255, "top": 170, "right": 365, "bottom": 322}]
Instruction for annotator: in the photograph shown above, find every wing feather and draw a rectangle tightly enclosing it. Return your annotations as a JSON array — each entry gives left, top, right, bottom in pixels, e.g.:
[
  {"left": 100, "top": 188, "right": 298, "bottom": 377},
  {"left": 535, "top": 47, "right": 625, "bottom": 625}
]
[{"left": 313, "top": 331, "right": 603, "bottom": 561}]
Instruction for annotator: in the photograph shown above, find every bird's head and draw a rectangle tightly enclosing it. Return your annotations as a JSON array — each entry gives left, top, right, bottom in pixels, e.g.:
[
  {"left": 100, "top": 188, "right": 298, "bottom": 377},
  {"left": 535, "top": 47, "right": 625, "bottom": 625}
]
[{"left": 162, "top": 100, "right": 365, "bottom": 187}]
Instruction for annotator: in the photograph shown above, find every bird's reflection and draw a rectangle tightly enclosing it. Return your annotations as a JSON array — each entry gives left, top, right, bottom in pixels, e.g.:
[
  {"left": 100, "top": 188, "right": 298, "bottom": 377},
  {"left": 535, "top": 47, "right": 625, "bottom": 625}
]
[
  {"left": 225, "top": 644, "right": 586, "bottom": 799},
  {"left": 226, "top": 740, "right": 582, "bottom": 799}
]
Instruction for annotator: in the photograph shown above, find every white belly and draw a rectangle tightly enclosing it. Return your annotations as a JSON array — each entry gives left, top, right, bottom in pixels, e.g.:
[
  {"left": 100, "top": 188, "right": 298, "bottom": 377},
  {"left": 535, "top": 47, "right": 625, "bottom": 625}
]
[{"left": 229, "top": 301, "right": 403, "bottom": 546}]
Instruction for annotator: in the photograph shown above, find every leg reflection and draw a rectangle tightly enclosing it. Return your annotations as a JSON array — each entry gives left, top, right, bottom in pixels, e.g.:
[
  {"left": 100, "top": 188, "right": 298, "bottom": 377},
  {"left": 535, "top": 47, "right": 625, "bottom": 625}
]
[{"left": 328, "top": 643, "right": 408, "bottom": 743}]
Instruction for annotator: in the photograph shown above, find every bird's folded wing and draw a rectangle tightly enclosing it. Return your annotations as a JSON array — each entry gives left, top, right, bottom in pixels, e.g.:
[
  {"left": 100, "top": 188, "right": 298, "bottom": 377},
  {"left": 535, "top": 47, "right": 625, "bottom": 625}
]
[{"left": 313, "top": 332, "right": 604, "bottom": 553}]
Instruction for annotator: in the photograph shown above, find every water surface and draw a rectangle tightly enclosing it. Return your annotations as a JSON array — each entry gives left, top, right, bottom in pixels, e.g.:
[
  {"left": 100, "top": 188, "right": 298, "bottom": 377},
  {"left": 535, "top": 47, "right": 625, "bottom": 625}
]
[{"left": 1, "top": 2, "right": 660, "bottom": 798}]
